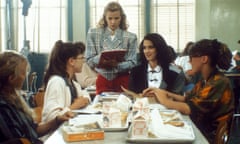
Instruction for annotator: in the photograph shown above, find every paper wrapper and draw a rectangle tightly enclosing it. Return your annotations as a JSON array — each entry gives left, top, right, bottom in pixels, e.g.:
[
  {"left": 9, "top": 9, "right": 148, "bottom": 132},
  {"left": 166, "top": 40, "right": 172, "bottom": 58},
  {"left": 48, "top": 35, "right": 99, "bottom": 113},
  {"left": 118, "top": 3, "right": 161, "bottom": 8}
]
[
  {"left": 116, "top": 94, "right": 132, "bottom": 112},
  {"left": 132, "top": 98, "right": 150, "bottom": 119}
]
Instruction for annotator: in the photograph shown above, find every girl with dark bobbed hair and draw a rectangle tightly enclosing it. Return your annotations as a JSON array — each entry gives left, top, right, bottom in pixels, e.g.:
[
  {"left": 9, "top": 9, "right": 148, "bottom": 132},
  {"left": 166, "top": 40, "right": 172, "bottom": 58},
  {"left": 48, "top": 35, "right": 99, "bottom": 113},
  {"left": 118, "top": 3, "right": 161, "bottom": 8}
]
[{"left": 143, "top": 39, "right": 234, "bottom": 143}]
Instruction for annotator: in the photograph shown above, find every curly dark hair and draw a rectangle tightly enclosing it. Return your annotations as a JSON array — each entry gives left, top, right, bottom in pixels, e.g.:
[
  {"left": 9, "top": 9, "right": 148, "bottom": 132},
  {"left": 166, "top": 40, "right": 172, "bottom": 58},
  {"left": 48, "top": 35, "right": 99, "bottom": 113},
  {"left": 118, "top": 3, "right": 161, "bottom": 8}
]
[{"left": 139, "top": 33, "right": 172, "bottom": 69}]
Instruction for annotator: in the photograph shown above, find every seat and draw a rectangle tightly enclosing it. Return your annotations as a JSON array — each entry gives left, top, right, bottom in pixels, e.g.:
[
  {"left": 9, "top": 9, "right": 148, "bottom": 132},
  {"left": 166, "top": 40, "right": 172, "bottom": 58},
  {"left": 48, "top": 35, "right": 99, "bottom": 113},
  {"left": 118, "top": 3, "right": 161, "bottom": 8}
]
[
  {"left": 20, "top": 138, "right": 31, "bottom": 144},
  {"left": 33, "top": 106, "right": 43, "bottom": 123},
  {"left": 227, "top": 114, "right": 240, "bottom": 144},
  {"left": 214, "top": 120, "right": 230, "bottom": 144},
  {"left": 34, "top": 88, "right": 44, "bottom": 107},
  {"left": 33, "top": 89, "right": 45, "bottom": 123},
  {"left": 213, "top": 111, "right": 234, "bottom": 144},
  {"left": 28, "top": 72, "right": 37, "bottom": 93},
  {"left": 0, "top": 138, "right": 31, "bottom": 144}
]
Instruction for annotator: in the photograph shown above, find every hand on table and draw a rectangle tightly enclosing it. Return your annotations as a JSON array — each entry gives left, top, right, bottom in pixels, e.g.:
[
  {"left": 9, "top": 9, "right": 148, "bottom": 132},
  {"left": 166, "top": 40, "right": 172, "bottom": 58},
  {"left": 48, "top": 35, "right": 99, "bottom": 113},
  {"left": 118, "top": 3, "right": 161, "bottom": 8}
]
[
  {"left": 70, "top": 96, "right": 89, "bottom": 110},
  {"left": 56, "top": 111, "right": 75, "bottom": 124},
  {"left": 142, "top": 88, "right": 169, "bottom": 104}
]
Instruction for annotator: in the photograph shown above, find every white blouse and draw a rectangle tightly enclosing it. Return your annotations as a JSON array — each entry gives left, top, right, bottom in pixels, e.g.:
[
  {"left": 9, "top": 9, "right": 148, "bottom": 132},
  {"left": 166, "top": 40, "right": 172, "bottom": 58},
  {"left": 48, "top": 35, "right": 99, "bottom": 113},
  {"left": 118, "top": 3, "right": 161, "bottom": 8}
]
[{"left": 147, "top": 64, "right": 162, "bottom": 88}]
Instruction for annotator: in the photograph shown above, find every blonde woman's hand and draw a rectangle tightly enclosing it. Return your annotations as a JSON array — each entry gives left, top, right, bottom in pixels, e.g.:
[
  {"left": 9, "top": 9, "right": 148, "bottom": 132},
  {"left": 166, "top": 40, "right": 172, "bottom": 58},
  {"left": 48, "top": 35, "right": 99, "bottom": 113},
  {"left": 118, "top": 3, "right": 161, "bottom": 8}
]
[
  {"left": 56, "top": 111, "right": 75, "bottom": 124},
  {"left": 70, "top": 96, "right": 89, "bottom": 110},
  {"left": 102, "top": 59, "right": 118, "bottom": 69}
]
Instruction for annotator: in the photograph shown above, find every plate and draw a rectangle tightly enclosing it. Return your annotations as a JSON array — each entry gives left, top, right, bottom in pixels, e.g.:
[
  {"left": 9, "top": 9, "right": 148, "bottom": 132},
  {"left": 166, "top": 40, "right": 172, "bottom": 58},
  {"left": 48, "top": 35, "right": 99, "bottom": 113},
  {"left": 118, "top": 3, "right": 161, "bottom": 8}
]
[
  {"left": 101, "top": 95, "right": 119, "bottom": 100},
  {"left": 71, "top": 109, "right": 101, "bottom": 114},
  {"left": 99, "top": 95, "right": 120, "bottom": 102},
  {"left": 70, "top": 114, "right": 130, "bottom": 132},
  {"left": 126, "top": 109, "right": 195, "bottom": 143},
  {"left": 148, "top": 104, "right": 167, "bottom": 110},
  {"left": 97, "top": 92, "right": 122, "bottom": 102},
  {"left": 126, "top": 121, "right": 195, "bottom": 143},
  {"left": 101, "top": 92, "right": 121, "bottom": 95},
  {"left": 85, "top": 85, "right": 96, "bottom": 91},
  {"left": 102, "top": 122, "right": 129, "bottom": 132},
  {"left": 102, "top": 111, "right": 130, "bottom": 132},
  {"left": 71, "top": 104, "right": 102, "bottom": 114}
]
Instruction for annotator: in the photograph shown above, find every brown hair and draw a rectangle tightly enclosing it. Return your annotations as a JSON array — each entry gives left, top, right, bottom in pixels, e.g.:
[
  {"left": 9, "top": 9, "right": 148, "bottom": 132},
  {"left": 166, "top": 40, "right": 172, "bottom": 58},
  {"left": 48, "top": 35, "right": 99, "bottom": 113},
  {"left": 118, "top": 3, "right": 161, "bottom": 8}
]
[
  {"left": 97, "top": 1, "right": 128, "bottom": 30},
  {"left": 181, "top": 41, "right": 194, "bottom": 56},
  {"left": 43, "top": 40, "right": 85, "bottom": 88},
  {"left": 139, "top": 33, "right": 172, "bottom": 69},
  {"left": 190, "top": 39, "right": 232, "bottom": 70}
]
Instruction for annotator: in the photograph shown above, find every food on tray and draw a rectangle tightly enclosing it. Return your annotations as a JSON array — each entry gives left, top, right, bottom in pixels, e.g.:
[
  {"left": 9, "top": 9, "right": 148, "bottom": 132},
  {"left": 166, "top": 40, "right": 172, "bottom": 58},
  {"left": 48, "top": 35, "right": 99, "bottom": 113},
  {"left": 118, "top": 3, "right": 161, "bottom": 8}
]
[
  {"left": 159, "top": 110, "right": 184, "bottom": 127},
  {"left": 121, "top": 112, "right": 128, "bottom": 126},
  {"left": 164, "top": 121, "right": 184, "bottom": 127},
  {"left": 93, "top": 103, "right": 102, "bottom": 109},
  {"left": 126, "top": 109, "right": 195, "bottom": 142},
  {"left": 148, "top": 131, "right": 157, "bottom": 138},
  {"left": 159, "top": 110, "right": 177, "bottom": 117}
]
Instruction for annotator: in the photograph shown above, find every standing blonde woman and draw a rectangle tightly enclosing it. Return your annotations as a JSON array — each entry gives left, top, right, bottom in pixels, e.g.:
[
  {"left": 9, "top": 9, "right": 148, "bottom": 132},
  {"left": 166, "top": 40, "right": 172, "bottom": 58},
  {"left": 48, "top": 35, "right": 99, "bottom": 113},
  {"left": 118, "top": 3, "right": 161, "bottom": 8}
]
[
  {"left": 0, "top": 51, "right": 74, "bottom": 144},
  {"left": 85, "top": 1, "right": 138, "bottom": 94}
]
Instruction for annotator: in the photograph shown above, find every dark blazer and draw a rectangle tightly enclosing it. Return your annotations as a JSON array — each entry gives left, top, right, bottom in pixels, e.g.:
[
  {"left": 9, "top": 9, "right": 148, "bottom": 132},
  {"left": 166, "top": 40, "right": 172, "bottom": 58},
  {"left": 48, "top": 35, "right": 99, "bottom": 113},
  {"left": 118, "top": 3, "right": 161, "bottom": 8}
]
[
  {"left": 0, "top": 98, "right": 42, "bottom": 144},
  {"left": 129, "top": 64, "right": 185, "bottom": 94}
]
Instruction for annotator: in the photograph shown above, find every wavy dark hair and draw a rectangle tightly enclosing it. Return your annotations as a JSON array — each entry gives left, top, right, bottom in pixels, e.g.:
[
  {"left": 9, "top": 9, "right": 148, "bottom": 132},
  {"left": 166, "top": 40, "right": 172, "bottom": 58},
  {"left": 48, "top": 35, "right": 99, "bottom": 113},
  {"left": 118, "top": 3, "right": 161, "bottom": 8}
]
[
  {"left": 43, "top": 40, "right": 85, "bottom": 89},
  {"left": 97, "top": 1, "right": 128, "bottom": 30},
  {"left": 139, "top": 33, "right": 172, "bottom": 69},
  {"left": 189, "top": 39, "right": 232, "bottom": 70}
]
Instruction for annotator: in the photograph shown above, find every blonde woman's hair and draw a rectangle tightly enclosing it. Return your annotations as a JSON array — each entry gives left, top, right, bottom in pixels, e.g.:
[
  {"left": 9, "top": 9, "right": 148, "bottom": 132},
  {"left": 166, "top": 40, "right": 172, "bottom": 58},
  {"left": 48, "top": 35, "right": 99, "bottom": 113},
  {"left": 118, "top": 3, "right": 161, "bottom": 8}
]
[
  {"left": 97, "top": 1, "right": 128, "bottom": 30},
  {"left": 0, "top": 51, "right": 33, "bottom": 119}
]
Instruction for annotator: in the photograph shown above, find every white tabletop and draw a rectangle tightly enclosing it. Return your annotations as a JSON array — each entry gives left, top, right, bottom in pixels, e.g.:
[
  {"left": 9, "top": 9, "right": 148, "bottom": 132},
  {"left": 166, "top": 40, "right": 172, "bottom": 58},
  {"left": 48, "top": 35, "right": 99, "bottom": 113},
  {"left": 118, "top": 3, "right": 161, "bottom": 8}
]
[
  {"left": 44, "top": 115, "right": 209, "bottom": 144},
  {"left": 45, "top": 95, "right": 209, "bottom": 144}
]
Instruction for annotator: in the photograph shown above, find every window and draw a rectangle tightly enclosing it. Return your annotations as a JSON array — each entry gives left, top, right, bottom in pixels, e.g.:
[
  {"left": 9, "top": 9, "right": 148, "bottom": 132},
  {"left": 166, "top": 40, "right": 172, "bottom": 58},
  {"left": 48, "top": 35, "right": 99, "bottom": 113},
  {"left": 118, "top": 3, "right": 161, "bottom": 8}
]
[
  {"left": 152, "top": 0, "right": 195, "bottom": 52},
  {"left": 19, "top": 0, "right": 67, "bottom": 53},
  {"left": 0, "top": 0, "right": 67, "bottom": 53},
  {"left": 0, "top": 1, "right": 7, "bottom": 51},
  {"left": 89, "top": 0, "right": 145, "bottom": 42},
  {"left": 1, "top": 0, "right": 195, "bottom": 53},
  {"left": 89, "top": 0, "right": 195, "bottom": 52}
]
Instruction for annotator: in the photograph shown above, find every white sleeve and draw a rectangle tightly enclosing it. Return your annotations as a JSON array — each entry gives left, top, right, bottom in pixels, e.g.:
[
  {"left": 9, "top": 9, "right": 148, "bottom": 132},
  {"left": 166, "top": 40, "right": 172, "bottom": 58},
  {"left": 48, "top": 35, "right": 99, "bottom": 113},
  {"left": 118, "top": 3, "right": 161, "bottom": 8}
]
[
  {"left": 73, "top": 80, "right": 92, "bottom": 102},
  {"left": 41, "top": 76, "right": 71, "bottom": 123}
]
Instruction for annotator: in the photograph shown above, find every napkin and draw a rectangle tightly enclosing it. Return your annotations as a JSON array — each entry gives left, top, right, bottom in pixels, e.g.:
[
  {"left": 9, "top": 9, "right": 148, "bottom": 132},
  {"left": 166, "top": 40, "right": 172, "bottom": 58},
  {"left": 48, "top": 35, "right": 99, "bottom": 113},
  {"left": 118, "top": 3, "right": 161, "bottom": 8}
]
[
  {"left": 116, "top": 94, "right": 132, "bottom": 112},
  {"left": 149, "top": 109, "right": 194, "bottom": 139}
]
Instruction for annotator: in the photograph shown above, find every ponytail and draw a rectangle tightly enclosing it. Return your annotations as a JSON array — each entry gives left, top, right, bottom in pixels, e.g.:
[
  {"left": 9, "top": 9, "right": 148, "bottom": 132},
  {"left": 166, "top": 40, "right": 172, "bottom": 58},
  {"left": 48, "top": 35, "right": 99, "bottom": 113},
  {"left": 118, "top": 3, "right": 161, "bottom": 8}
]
[
  {"left": 190, "top": 39, "right": 232, "bottom": 70},
  {"left": 217, "top": 43, "right": 232, "bottom": 70}
]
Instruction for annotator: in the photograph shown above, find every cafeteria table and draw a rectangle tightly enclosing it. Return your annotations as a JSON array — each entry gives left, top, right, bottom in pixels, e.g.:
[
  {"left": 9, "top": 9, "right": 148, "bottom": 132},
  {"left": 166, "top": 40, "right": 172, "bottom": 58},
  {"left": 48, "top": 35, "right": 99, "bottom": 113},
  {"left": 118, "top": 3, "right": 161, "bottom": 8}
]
[{"left": 44, "top": 115, "right": 209, "bottom": 144}]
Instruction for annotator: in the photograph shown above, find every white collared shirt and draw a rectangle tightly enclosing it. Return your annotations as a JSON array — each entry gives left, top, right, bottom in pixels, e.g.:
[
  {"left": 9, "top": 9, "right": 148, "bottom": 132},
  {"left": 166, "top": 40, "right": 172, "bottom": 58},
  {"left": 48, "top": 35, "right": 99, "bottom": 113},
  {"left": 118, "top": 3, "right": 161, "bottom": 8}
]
[
  {"left": 107, "top": 27, "right": 116, "bottom": 40},
  {"left": 147, "top": 64, "right": 162, "bottom": 88}
]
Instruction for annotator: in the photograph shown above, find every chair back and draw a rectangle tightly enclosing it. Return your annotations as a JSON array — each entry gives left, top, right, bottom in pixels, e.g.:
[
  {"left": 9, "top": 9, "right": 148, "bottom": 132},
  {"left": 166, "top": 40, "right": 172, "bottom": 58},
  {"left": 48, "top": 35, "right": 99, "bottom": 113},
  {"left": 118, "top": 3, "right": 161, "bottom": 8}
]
[
  {"left": 20, "top": 138, "right": 31, "bottom": 144},
  {"left": 34, "top": 89, "right": 45, "bottom": 107},
  {"left": 33, "top": 89, "right": 45, "bottom": 123},
  {"left": 214, "top": 113, "right": 233, "bottom": 144}
]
